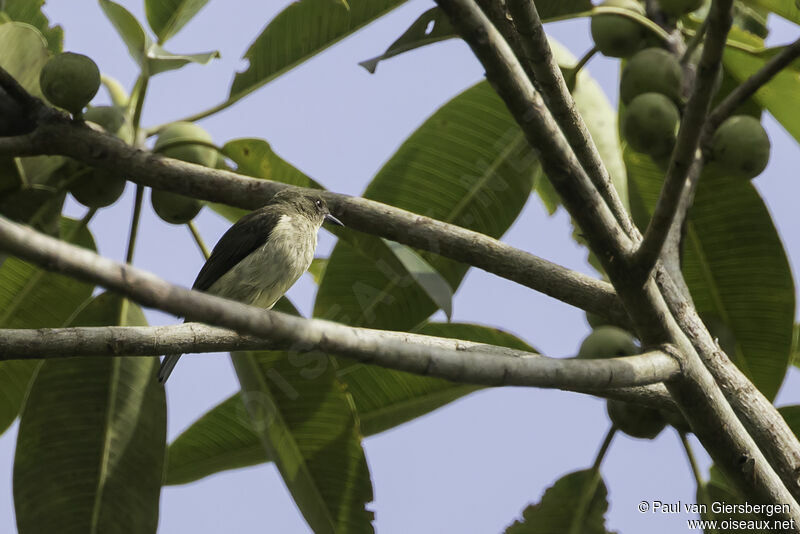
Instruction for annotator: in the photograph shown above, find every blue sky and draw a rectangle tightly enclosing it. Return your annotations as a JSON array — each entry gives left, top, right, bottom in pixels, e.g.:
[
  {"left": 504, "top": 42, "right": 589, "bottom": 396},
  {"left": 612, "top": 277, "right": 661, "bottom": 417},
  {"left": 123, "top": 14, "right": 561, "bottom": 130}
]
[{"left": 1, "top": 1, "right": 799, "bottom": 532}]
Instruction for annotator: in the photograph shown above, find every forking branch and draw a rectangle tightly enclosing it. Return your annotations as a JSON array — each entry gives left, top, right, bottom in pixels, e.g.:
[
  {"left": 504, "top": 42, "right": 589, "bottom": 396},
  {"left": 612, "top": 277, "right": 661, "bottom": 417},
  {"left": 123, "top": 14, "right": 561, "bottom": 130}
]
[{"left": 433, "top": 0, "right": 800, "bottom": 520}]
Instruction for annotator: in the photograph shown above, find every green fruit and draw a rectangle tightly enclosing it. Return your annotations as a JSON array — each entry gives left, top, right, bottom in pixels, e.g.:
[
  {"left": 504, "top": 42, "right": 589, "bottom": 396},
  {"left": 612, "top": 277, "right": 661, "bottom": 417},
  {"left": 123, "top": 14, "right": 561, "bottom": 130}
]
[
  {"left": 620, "top": 48, "right": 683, "bottom": 105},
  {"left": 83, "top": 106, "right": 133, "bottom": 143},
  {"left": 39, "top": 52, "right": 100, "bottom": 115},
  {"left": 656, "top": 0, "right": 702, "bottom": 16},
  {"left": 152, "top": 122, "right": 214, "bottom": 224},
  {"left": 591, "top": 0, "right": 647, "bottom": 58},
  {"left": 151, "top": 189, "right": 202, "bottom": 225},
  {"left": 66, "top": 161, "right": 126, "bottom": 209},
  {"left": 623, "top": 92, "right": 680, "bottom": 157},
  {"left": 607, "top": 399, "right": 666, "bottom": 439},
  {"left": 154, "top": 122, "right": 216, "bottom": 167},
  {"left": 578, "top": 326, "right": 638, "bottom": 359},
  {"left": 709, "top": 115, "right": 770, "bottom": 180}
]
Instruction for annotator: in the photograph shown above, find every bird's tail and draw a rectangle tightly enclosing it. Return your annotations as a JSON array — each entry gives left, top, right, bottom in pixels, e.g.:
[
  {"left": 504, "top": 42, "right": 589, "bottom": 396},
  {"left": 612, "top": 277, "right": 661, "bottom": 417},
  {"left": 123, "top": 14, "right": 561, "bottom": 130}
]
[{"left": 158, "top": 354, "right": 182, "bottom": 384}]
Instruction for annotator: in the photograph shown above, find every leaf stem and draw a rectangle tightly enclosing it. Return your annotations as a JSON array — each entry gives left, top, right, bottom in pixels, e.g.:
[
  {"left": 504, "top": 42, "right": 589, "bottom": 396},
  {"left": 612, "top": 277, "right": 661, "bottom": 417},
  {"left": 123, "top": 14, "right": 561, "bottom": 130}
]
[
  {"left": 680, "top": 432, "right": 717, "bottom": 534},
  {"left": 569, "top": 424, "right": 617, "bottom": 534},
  {"left": 187, "top": 220, "right": 211, "bottom": 260},
  {"left": 573, "top": 46, "right": 598, "bottom": 77},
  {"left": 125, "top": 185, "right": 144, "bottom": 264}
]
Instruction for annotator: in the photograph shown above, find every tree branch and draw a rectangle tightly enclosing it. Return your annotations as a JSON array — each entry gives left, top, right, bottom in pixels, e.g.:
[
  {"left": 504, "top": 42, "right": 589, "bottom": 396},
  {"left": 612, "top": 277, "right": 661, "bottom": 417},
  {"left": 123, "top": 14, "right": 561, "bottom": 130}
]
[
  {"left": 434, "top": 0, "right": 800, "bottom": 521},
  {"left": 0, "top": 118, "right": 626, "bottom": 326},
  {"left": 632, "top": 1, "right": 733, "bottom": 279},
  {"left": 0, "top": 215, "right": 679, "bottom": 392},
  {"left": 506, "top": 0, "right": 637, "bottom": 237},
  {"left": 707, "top": 36, "right": 800, "bottom": 131}
]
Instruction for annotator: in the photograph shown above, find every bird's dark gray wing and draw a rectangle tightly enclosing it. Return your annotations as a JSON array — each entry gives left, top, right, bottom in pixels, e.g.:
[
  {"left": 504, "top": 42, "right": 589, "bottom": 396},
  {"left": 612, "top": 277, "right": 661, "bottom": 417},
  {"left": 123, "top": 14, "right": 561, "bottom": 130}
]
[{"left": 192, "top": 206, "right": 281, "bottom": 292}]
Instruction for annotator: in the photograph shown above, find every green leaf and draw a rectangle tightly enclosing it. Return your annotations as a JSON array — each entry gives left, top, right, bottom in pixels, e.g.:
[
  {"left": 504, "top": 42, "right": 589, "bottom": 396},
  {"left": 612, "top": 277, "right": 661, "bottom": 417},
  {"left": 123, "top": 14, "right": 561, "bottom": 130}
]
[
  {"left": 358, "top": 1, "right": 593, "bottom": 74},
  {"left": 229, "top": 0, "right": 406, "bottom": 103},
  {"left": 359, "top": 7, "right": 453, "bottom": 73},
  {"left": 344, "top": 322, "right": 534, "bottom": 436},
  {"left": 308, "top": 257, "right": 328, "bottom": 285},
  {"left": 792, "top": 324, "right": 799, "bottom": 368},
  {"left": 626, "top": 152, "right": 795, "bottom": 399},
  {"left": 741, "top": 0, "right": 800, "bottom": 25},
  {"left": 0, "top": 217, "right": 95, "bottom": 436},
  {"left": 209, "top": 138, "right": 323, "bottom": 221},
  {"left": 382, "top": 238, "right": 453, "bottom": 320},
  {"left": 165, "top": 323, "right": 533, "bottom": 485},
  {"left": 145, "top": 0, "right": 209, "bottom": 43},
  {"left": 0, "top": 0, "right": 62, "bottom": 53},
  {"left": 99, "top": 0, "right": 218, "bottom": 76},
  {"left": 315, "top": 81, "right": 538, "bottom": 331},
  {"left": 778, "top": 405, "right": 800, "bottom": 436},
  {"left": 230, "top": 298, "right": 373, "bottom": 534},
  {"left": 698, "top": 466, "right": 761, "bottom": 533},
  {"left": 723, "top": 45, "right": 800, "bottom": 145},
  {"left": 505, "top": 469, "right": 613, "bottom": 534},
  {"left": 0, "top": 21, "right": 50, "bottom": 98},
  {"left": 13, "top": 292, "right": 166, "bottom": 534}
]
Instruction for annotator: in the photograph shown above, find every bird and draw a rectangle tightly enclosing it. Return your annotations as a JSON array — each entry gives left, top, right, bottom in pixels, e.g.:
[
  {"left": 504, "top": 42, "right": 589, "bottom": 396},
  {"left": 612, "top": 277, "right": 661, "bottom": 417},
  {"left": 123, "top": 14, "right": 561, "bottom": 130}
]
[{"left": 157, "top": 188, "right": 343, "bottom": 383}]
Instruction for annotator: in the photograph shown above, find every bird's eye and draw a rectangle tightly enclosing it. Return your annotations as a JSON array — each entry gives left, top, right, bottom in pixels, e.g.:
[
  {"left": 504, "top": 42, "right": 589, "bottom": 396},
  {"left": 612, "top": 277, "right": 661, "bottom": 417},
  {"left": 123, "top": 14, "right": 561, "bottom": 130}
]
[{"left": 315, "top": 199, "right": 323, "bottom": 208}]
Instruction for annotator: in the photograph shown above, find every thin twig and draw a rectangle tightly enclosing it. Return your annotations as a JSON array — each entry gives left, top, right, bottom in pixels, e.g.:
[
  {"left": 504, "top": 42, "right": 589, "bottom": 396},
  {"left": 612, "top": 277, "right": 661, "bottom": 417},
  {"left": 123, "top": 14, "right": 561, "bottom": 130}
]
[
  {"left": 569, "top": 425, "right": 617, "bottom": 534},
  {"left": 125, "top": 185, "right": 144, "bottom": 264},
  {"left": 187, "top": 220, "right": 211, "bottom": 260},
  {"left": 707, "top": 37, "right": 800, "bottom": 131}
]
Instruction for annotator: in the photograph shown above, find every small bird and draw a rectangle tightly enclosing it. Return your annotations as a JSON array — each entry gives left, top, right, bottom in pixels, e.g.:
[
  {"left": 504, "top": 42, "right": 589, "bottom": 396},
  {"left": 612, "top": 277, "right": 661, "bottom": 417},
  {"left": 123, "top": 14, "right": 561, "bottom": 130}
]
[{"left": 157, "top": 188, "right": 343, "bottom": 383}]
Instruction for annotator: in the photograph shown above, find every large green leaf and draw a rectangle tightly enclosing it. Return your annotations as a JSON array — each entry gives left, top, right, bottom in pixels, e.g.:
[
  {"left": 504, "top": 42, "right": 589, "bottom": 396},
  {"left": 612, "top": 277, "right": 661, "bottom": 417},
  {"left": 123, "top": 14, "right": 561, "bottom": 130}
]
[
  {"left": 792, "top": 324, "right": 799, "bottom": 368},
  {"left": 724, "top": 45, "right": 800, "bottom": 145},
  {"left": 228, "top": 0, "right": 406, "bottom": 103},
  {"left": 230, "top": 298, "right": 373, "bottom": 534},
  {"left": 315, "top": 80, "right": 538, "bottom": 330},
  {"left": 0, "top": 218, "right": 95, "bottom": 436},
  {"left": 145, "top": 0, "right": 209, "bottom": 43},
  {"left": 626, "top": 151, "right": 794, "bottom": 399},
  {"left": 13, "top": 292, "right": 166, "bottom": 534},
  {"left": 0, "top": 21, "right": 50, "bottom": 98},
  {"left": 165, "top": 323, "right": 533, "bottom": 485},
  {"left": 359, "top": 1, "right": 593, "bottom": 74},
  {"left": 741, "top": 0, "right": 800, "bottom": 25},
  {"left": 99, "top": 0, "right": 218, "bottom": 76},
  {"left": 505, "top": 469, "right": 613, "bottom": 534},
  {"left": 343, "top": 322, "right": 536, "bottom": 436},
  {"left": 0, "top": 0, "right": 62, "bottom": 53}
]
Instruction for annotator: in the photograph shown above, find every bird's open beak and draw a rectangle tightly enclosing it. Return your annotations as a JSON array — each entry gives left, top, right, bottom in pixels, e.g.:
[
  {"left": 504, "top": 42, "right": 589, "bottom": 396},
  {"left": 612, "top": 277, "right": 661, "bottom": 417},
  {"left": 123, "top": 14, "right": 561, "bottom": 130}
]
[{"left": 325, "top": 213, "right": 344, "bottom": 227}]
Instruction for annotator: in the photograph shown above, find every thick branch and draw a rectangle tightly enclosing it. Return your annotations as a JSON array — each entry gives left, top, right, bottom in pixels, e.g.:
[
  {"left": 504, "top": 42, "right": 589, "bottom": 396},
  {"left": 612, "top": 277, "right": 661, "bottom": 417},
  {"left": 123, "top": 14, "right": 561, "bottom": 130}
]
[
  {"left": 507, "top": 0, "right": 637, "bottom": 237},
  {"left": 657, "top": 269, "right": 800, "bottom": 503},
  {"left": 0, "top": 216, "right": 678, "bottom": 392},
  {"left": 632, "top": 1, "right": 733, "bottom": 278},
  {"left": 0, "top": 321, "right": 680, "bottom": 390},
  {"left": 0, "top": 120, "right": 626, "bottom": 325},
  {"left": 707, "top": 37, "right": 800, "bottom": 130}
]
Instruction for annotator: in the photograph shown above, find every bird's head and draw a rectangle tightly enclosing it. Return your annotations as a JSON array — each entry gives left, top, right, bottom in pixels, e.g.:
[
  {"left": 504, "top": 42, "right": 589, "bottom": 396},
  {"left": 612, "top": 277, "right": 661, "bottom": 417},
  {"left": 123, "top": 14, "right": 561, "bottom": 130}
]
[{"left": 269, "top": 189, "right": 344, "bottom": 228}]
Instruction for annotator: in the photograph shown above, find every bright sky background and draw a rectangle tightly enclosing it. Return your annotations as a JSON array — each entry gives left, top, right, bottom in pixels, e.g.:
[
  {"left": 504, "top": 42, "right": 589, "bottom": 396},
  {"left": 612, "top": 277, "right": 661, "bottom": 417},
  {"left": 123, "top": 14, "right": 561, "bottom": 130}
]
[{"left": 1, "top": 1, "right": 799, "bottom": 533}]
